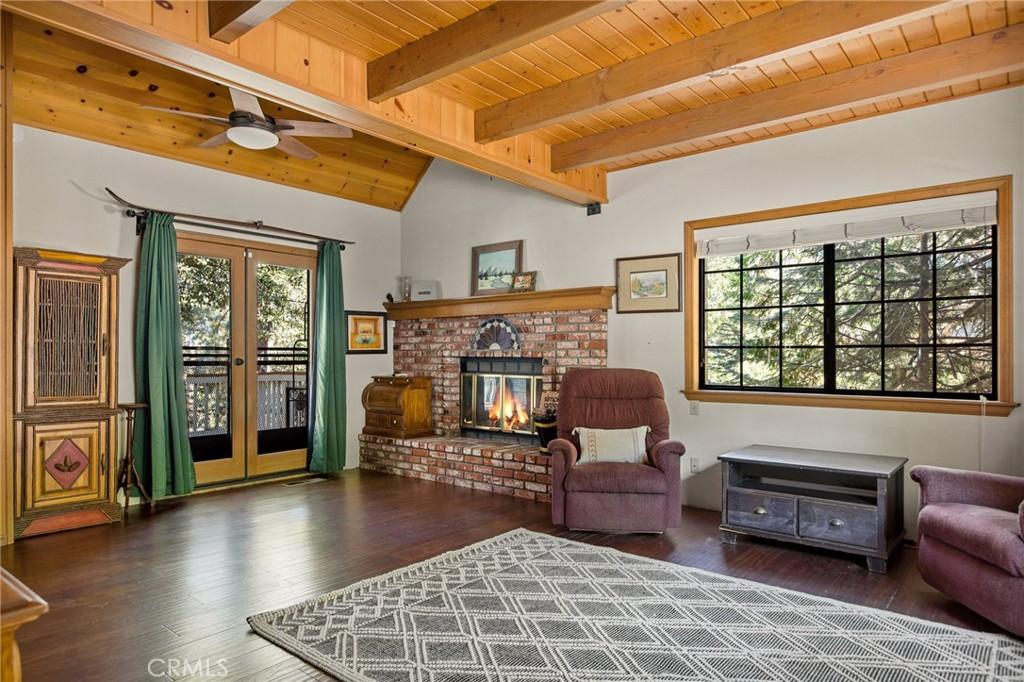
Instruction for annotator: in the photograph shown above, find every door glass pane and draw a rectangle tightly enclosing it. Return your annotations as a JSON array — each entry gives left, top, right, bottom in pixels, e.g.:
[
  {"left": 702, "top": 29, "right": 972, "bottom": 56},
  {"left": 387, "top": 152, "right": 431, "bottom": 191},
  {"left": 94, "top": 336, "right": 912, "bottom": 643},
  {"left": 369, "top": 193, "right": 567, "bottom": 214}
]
[
  {"left": 256, "top": 264, "right": 310, "bottom": 455},
  {"left": 178, "top": 254, "right": 233, "bottom": 462}
]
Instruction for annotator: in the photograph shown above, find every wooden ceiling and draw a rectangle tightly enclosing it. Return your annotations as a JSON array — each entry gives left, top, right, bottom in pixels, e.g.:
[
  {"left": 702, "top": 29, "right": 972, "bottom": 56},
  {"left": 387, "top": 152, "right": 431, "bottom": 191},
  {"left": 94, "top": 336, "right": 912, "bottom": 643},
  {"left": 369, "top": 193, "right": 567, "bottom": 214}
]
[
  {"left": 277, "top": 0, "right": 1023, "bottom": 171},
  {"left": 10, "top": 15, "right": 432, "bottom": 210},
  {"left": 3, "top": 1, "right": 1021, "bottom": 205}
]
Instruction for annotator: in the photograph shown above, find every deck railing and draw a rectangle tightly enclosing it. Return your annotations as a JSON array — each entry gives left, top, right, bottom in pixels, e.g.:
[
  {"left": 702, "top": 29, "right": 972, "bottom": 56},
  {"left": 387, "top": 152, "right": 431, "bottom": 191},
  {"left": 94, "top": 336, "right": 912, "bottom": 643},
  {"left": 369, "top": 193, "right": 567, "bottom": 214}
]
[{"left": 183, "top": 345, "right": 308, "bottom": 437}]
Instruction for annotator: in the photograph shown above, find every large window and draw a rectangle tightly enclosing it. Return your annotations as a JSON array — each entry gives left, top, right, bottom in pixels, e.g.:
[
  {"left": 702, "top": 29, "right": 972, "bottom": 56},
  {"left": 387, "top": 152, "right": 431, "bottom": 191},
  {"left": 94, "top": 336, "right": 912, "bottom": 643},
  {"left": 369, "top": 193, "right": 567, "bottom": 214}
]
[
  {"left": 700, "top": 225, "right": 996, "bottom": 398},
  {"left": 685, "top": 178, "right": 1014, "bottom": 415}
]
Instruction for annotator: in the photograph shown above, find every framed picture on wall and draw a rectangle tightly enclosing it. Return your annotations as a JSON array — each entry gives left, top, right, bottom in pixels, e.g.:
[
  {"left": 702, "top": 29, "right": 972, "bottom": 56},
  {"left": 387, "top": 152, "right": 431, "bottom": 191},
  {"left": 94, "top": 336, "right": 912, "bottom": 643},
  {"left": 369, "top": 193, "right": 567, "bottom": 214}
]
[
  {"left": 615, "top": 253, "right": 682, "bottom": 313},
  {"left": 511, "top": 271, "right": 537, "bottom": 292},
  {"left": 345, "top": 311, "right": 388, "bottom": 354},
  {"left": 471, "top": 240, "right": 523, "bottom": 296}
]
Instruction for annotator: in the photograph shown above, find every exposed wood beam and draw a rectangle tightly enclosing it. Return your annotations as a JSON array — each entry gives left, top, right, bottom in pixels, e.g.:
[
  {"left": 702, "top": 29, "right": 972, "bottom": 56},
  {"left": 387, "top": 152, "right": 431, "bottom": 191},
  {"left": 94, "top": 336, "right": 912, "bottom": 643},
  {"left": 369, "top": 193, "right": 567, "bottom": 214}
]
[
  {"left": 476, "top": 0, "right": 954, "bottom": 143},
  {"left": 208, "top": 0, "right": 292, "bottom": 44},
  {"left": 552, "top": 24, "right": 1024, "bottom": 172},
  {"left": 3, "top": 1, "right": 605, "bottom": 205},
  {"left": 366, "top": 1, "right": 626, "bottom": 103}
]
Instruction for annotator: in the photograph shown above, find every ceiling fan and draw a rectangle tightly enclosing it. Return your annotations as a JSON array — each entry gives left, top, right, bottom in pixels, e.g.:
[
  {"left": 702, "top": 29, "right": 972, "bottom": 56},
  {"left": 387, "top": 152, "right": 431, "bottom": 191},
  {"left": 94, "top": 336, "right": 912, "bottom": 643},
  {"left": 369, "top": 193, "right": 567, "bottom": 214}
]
[{"left": 143, "top": 87, "right": 352, "bottom": 160}]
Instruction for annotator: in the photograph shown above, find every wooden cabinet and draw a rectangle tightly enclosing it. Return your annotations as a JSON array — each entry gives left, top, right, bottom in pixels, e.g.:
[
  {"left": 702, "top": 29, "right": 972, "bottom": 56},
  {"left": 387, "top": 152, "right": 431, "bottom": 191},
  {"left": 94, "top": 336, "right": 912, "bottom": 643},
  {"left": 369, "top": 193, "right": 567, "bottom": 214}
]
[
  {"left": 361, "top": 375, "right": 433, "bottom": 439},
  {"left": 12, "top": 248, "right": 128, "bottom": 538}
]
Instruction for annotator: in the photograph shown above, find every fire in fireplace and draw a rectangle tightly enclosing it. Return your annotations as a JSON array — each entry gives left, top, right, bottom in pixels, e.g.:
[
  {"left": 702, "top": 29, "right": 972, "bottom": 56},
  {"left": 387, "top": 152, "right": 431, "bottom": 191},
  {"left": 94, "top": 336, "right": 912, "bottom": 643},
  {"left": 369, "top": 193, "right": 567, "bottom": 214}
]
[{"left": 460, "top": 358, "right": 543, "bottom": 438}]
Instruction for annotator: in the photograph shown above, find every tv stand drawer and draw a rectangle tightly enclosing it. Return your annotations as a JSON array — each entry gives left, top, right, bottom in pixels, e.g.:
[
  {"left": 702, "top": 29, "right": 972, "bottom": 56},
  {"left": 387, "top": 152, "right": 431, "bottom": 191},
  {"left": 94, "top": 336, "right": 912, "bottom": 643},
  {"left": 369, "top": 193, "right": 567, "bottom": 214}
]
[
  {"left": 799, "top": 500, "right": 877, "bottom": 549},
  {"left": 726, "top": 489, "right": 796, "bottom": 536}
]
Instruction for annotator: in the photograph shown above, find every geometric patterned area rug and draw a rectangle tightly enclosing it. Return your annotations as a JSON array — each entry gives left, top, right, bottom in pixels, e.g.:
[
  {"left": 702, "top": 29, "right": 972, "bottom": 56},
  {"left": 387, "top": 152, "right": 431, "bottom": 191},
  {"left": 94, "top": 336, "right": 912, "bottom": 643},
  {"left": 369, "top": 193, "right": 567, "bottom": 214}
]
[{"left": 248, "top": 529, "right": 1024, "bottom": 681}]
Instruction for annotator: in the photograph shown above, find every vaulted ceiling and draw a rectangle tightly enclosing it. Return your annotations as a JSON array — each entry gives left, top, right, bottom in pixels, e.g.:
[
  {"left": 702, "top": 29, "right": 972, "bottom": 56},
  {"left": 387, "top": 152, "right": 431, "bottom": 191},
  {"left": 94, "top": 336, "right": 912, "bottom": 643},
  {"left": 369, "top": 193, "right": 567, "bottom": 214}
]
[
  {"left": 4, "top": 1, "right": 1022, "bottom": 207},
  {"left": 10, "top": 15, "right": 433, "bottom": 210}
]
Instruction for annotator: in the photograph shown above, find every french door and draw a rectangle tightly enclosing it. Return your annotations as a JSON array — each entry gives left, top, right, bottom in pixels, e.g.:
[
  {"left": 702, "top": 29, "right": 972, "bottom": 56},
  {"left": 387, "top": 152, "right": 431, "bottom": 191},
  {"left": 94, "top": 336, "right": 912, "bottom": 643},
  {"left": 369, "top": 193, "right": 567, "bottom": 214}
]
[{"left": 177, "top": 233, "right": 316, "bottom": 485}]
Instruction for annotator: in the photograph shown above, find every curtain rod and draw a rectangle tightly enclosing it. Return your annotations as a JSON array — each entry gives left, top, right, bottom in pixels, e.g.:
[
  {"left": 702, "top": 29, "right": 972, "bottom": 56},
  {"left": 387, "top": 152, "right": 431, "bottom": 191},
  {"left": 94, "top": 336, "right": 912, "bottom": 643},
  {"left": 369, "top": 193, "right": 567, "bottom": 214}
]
[{"left": 105, "top": 188, "right": 353, "bottom": 248}]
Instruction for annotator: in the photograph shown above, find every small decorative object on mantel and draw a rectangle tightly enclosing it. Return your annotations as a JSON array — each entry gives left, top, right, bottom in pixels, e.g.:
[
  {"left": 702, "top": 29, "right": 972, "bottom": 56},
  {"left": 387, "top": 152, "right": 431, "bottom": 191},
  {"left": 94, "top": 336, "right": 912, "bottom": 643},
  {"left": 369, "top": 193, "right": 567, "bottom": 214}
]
[
  {"left": 397, "top": 276, "right": 412, "bottom": 302},
  {"left": 474, "top": 317, "right": 521, "bottom": 351},
  {"left": 615, "top": 252, "right": 682, "bottom": 313},
  {"left": 471, "top": 240, "right": 523, "bottom": 296},
  {"left": 345, "top": 310, "right": 388, "bottom": 354},
  {"left": 410, "top": 280, "right": 439, "bottom": 300},
  {"left": 510, "top": 271, "right": 537, "bottom": 292}
]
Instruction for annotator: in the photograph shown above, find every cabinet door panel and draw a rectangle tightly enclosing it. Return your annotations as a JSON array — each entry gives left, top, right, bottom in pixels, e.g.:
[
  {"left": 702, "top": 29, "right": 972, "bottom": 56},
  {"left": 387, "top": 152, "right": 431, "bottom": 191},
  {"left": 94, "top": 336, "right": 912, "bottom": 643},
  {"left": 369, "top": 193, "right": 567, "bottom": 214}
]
[
  {"left": 24, "top": 418, "right": 111, "bottom": 510},
  {"left": 24, "top": 269, "right": 111, "bottom": 409}
]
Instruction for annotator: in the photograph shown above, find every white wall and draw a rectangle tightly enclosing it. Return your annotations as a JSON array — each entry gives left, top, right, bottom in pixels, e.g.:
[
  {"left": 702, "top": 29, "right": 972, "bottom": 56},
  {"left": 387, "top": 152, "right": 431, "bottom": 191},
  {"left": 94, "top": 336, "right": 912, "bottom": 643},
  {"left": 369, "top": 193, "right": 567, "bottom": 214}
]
[
  {"left": 401, "top": 89, "right": 1024, "bottom": 531},
  {"left": 13, "top": 126, "right": 400, "bottom": 469}
]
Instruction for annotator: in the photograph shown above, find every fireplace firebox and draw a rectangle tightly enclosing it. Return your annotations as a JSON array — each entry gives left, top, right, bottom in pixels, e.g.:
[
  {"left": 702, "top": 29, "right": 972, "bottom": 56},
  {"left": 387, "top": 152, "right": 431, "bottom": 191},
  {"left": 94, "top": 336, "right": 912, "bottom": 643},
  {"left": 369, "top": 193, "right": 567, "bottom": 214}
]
[{"left": 460, "top": 357, "right": 543, "bottom": 441}]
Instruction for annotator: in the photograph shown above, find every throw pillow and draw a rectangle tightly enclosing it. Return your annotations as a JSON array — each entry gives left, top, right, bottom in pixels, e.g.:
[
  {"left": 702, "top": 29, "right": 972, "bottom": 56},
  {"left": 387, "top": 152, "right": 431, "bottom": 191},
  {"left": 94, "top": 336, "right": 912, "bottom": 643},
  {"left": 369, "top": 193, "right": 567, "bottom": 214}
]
[{"left": 573, "top": 426, "right": 650, "bottom": 465}]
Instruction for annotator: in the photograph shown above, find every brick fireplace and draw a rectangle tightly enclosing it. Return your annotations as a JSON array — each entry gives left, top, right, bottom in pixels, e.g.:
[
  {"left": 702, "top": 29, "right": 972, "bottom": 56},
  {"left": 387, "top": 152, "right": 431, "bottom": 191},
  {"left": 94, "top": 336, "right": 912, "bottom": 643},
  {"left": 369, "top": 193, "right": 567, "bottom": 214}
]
[{"left": 359, "top": 287, "right": 614, "bottom": 501}]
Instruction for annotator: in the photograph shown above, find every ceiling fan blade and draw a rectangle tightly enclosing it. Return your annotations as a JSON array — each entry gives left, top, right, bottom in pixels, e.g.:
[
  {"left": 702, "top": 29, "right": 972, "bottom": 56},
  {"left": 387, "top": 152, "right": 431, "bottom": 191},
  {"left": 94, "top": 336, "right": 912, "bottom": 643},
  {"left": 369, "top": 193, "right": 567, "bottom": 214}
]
[
  {"left": 276, "top": 120, "right": 353, "bottom": 138},
  {"left": 196, "top": 130, "right": 231, "bottom": 149},
  {"left": 275, "top": 136, "right": 318, "bottom": 160},
  {"left": 229, "top": 87, "right": 265, "bottom": 118},
  {"left": 141, "top": 105, "right": 230, "bottom": 124}
]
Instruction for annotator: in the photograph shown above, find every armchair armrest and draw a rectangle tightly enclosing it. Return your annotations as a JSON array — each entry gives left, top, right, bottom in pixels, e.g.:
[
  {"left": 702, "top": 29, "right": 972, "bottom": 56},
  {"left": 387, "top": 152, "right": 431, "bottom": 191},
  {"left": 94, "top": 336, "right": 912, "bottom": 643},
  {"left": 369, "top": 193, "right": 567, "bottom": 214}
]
[
  {"left": 549, "top": 438, "right": 578, "bottom": 526},
  {"left": 650, "top": 439, "right": 684, "bottom": 528},
  {"left": 911, "top": 465, "right": 1024, "bottom": 513},
  {"left": 649, "top": 439, "right": 686, "bottom": 473}
]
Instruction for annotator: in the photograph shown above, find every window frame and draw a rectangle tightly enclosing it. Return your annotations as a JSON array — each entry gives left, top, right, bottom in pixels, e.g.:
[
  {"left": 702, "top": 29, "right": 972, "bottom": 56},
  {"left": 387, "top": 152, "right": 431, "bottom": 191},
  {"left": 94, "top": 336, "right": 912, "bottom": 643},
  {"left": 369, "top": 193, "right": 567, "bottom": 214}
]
[{"left": 683, "top": 177, "right": 1016, "bottom": 416}]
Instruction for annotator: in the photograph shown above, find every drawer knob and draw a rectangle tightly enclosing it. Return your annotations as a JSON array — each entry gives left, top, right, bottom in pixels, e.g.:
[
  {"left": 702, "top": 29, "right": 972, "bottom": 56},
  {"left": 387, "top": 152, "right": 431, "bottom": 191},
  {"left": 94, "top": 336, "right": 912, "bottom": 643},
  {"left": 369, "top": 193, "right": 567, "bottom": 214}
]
[
  {"left": 753, "top": 506, "right": 768, "bottom": 516},
  {"left": 828, "top": 518, "right": 846, "bottom": 528}
]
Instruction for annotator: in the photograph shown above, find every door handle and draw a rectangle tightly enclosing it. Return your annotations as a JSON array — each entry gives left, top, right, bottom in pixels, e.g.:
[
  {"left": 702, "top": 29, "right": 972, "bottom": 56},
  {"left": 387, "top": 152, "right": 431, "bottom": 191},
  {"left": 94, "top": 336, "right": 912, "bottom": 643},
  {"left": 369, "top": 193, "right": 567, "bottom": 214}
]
[{"left": 233, "top": 358, "right": 245, "bottom": 366}]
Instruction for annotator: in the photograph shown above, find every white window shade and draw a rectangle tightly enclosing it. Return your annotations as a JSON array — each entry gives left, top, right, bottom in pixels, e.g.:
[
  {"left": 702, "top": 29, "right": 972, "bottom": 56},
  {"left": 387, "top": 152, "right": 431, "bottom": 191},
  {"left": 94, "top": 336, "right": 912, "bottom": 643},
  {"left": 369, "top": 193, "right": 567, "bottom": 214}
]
[{"left": 697, "top": 192, "right": 997, "bottom": 259}]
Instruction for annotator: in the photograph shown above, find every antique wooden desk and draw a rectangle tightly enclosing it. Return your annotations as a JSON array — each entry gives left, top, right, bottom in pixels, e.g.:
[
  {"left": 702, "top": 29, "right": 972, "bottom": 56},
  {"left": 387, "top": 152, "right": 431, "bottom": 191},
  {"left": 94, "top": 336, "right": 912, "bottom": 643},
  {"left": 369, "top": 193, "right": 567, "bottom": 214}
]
[{"left": 719, "top": 445, "right": 907, "bottom": 573}]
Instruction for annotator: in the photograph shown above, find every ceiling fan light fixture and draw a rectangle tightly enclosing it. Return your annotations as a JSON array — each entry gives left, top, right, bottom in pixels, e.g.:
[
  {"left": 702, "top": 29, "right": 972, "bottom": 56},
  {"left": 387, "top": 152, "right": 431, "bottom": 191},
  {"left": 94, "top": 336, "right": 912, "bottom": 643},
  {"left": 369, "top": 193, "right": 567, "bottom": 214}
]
[{"left": 225, "top": 125, "right": 279, "bottom": 150}]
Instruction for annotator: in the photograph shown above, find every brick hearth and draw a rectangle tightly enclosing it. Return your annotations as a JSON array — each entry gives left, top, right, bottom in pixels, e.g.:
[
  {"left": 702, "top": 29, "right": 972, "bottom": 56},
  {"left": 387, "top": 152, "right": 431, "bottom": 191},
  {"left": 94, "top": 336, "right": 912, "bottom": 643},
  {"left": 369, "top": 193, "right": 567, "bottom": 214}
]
[
  {"left": 359, "top": 435, "right": 552, "bottom": 502},
  {"left": 359, "top": 306, "right": 608, "bottom": 500}
]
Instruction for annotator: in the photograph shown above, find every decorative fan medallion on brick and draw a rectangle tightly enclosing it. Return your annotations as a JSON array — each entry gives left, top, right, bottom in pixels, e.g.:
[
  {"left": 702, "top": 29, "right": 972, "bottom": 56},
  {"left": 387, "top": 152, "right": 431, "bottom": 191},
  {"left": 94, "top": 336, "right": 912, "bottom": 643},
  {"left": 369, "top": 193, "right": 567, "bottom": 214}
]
[{"left": 474, "top": 317, "right": 521, "bottom": 351}]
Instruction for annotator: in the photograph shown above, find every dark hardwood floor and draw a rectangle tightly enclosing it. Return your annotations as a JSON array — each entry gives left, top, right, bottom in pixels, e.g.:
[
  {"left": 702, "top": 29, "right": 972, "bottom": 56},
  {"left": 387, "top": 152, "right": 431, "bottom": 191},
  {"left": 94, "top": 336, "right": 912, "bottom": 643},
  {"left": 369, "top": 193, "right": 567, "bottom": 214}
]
[{"left": 1, "top": 470, "right": 1003, "bottom": 681}]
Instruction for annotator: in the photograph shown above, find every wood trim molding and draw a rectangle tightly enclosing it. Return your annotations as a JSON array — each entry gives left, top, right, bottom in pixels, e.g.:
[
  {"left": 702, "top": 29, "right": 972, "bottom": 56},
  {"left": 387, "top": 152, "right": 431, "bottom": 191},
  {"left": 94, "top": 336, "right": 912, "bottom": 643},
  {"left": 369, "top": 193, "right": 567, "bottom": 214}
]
[
  {"left": 552, "top": 25, "right": 1024, "bottom": 171},
  {"left": 475, "top": 0, "right": 951, "bottom": 143},
  {"left": 683, "top": 176, "right": 1016, "bottom": 416},
  {"left": 0, "top": 11, "right": 13, "bottom": 546},
  {"left": 3, "top": 0, "right": 605, "bottom": 206},
  {"left": 367, "top": 1, "right": 624, "bottom": 103},
  {"left": 384, "top": 286, "right": 616, "bottom": 321}
]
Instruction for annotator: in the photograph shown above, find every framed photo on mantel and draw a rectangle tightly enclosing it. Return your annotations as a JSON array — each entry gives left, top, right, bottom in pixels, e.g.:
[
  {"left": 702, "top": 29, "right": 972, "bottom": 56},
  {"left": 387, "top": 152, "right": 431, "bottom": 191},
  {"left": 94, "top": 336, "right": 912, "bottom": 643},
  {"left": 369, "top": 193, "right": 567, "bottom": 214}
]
[
  {"left": 615, "top": 253, "right": 682, "bottom": 313},
  {"left": 471, "top": 240, "right": 523, "bottom": 296}
]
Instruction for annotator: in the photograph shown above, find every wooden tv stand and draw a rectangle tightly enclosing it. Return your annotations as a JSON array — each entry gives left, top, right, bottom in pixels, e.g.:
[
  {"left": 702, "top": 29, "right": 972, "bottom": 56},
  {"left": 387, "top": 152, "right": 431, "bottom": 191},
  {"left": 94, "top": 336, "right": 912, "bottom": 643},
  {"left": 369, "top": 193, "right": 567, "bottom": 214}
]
[{"left": 718, "top": 445, "right": 907, "bottom": 574}]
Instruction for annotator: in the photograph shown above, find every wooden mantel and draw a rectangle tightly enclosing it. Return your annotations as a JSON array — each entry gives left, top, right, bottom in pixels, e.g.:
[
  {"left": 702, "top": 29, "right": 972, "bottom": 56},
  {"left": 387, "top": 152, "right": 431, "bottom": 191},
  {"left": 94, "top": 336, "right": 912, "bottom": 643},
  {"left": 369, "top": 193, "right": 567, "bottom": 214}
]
[{"left": 384, "top": 286, "right": 615, "bottom": 321}]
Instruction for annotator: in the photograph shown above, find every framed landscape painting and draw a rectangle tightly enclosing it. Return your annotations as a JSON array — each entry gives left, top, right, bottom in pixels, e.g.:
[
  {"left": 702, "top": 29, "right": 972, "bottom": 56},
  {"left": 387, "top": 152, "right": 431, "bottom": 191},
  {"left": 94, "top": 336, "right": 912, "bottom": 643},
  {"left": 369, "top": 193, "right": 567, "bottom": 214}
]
[
  {"left": 615, "top": 253, "right": 682, "bottom": 313},
  {"left": 345, "top": 311, "right": 388, "bottom": 354},
  {"left": 471, "top": 240, "right": 523, "bottom": 296}
]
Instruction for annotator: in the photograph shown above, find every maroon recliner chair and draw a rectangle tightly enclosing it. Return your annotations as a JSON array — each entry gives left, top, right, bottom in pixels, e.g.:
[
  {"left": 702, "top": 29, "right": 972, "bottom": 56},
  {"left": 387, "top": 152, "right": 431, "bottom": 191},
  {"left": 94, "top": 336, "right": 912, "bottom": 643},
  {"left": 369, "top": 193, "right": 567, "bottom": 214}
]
[
  {"left": 911, "top": 466, "right": 1024, "bottom": 636},
  {"left": 549, "top": 368, "right": 685, "bottom": 533}
]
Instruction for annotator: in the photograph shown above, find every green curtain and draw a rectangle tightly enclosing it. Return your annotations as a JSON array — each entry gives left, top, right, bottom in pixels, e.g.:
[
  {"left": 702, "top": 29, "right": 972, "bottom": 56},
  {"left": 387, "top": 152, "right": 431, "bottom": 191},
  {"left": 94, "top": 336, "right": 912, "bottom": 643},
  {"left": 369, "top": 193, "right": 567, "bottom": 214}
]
[
  {"left": 309, "top": 240, "right": 347, "bottom": 473},
  {"left": 133, "top": 212, "right": 196, "bottom": 498}
]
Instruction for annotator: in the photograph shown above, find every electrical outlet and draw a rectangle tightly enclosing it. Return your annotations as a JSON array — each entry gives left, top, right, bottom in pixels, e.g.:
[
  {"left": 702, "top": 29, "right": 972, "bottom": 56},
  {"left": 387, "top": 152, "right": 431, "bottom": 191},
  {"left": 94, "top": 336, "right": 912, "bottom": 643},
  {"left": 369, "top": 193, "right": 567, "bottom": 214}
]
[
  {"left": 689, "top": 401, "right": 700, "bottom": 416},
  {"left": 689, "top": 457, "right": 700, "bottom": 474}
]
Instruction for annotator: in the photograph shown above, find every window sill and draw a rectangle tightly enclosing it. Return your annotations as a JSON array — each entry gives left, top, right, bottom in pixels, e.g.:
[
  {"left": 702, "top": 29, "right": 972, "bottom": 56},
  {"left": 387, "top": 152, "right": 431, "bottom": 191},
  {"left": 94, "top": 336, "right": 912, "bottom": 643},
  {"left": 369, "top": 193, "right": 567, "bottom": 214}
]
[{"left": 680, "top": 390, "right": 1018, "bottom": 417}]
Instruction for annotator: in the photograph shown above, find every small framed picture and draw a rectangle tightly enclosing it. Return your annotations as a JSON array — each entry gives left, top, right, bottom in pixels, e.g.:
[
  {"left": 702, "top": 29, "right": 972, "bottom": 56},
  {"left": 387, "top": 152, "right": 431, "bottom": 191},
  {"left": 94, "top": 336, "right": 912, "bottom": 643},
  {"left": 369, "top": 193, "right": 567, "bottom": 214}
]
[
  {"left": 471, "top": 240, "right": 523, "bottom": 296},
  {"left": 345, "top": 311, "right": 388, "bottom": 354},
  {"left": 510, "top": 271, "right": 537, "bottom": 292},
  {"left": 615, "top": 253, "right": 682, "bottom": 313}
]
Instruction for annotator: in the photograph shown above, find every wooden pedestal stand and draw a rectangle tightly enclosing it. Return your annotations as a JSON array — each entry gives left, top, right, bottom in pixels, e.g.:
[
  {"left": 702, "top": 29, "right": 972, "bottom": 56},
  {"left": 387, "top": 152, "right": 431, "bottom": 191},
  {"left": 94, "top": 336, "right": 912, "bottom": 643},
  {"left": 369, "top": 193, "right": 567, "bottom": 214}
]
[{"left": 117, "top": 403, "right": 154, "bottom": 515}]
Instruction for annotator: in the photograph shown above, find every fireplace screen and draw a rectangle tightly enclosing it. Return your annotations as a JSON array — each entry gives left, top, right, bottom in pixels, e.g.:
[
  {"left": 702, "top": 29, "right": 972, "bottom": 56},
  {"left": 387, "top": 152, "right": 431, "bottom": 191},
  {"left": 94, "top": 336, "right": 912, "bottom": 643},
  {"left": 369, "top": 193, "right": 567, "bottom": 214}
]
[{"left": 461, "top": 373, "right": 543, "bottom": 435}]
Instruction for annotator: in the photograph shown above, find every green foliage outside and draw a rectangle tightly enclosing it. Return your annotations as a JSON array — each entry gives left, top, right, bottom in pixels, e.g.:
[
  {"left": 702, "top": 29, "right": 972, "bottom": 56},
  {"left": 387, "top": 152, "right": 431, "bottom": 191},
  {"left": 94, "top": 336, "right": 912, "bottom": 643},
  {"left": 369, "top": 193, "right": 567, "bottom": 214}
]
[{"left": 702, "top": 226, "right": 994, "bottom": 395}]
